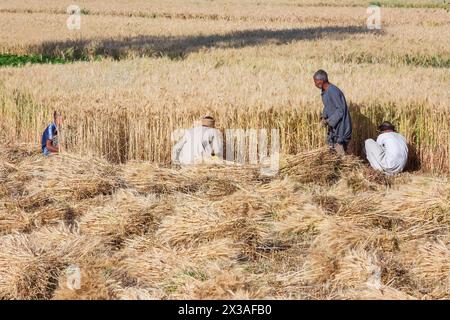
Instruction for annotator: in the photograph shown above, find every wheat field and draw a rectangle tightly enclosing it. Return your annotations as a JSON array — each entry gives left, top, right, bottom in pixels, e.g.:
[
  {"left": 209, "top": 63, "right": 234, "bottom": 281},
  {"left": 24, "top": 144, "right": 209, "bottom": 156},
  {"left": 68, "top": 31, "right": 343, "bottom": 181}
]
[{"left": 0, "top": 0, "right": 449, "bottom": 300}]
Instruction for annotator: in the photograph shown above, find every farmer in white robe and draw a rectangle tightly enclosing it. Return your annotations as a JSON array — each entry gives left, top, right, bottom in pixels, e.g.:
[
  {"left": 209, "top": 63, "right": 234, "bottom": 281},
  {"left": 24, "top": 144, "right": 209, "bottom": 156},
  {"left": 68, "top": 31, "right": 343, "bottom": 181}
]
[
  {"left": 172, "top": 116, "right": 223, "bottom": 165},
  {"left": 364, "top": 121, "right": 408, "bottom": 175}
]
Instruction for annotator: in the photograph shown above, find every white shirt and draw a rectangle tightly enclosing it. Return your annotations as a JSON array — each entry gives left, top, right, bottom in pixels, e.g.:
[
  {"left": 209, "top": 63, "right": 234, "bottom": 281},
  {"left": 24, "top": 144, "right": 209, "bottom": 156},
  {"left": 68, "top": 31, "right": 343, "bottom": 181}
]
[
  {"left": 172, "top": 125, "right": 223, "bottom": 165},
  {"left": 376, "top": 132, "right": 408, "bottom": 173}
]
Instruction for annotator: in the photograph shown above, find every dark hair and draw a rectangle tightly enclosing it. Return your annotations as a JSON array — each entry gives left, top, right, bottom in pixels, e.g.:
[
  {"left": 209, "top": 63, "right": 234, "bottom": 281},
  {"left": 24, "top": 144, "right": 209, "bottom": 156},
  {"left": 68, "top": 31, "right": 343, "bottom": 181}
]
[
  {"left": 378, "top": 121, "right": 396, "bottom": 132},
  {"left": 53, "top": 111, "right": 62, "bottom": 119},
  {"left": 203, "top": 116, "right": 214, "bottom": 120},
  {"left": 313, "top": 69, "right": 328, "bottom": 82}
]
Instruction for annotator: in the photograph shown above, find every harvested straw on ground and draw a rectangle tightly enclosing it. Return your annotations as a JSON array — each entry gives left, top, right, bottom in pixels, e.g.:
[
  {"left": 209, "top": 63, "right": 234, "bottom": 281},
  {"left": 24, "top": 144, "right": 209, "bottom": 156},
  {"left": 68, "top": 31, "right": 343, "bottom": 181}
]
[
  {"left": 0, "top": 161, "right": 17, "bottom": 185},
  {"left": 215, "top": 189, "right": 274, "bottom": 218},
  {"left": 332, "top": 248, "right": 382, "bottom": 290},
  {"left": 341, "top": 286, "right": 418, "bottom": 300},
  {"left": 0, "top": 233, "right": 60, "bottom": 299},
  {"left": 1, "top": 194, "right": 111, "bottom": 233},
  {"left": 79, "top": 189, "right": 161, "bottom": 246},
  {"left": 29, "top": 224, "right": 108, "bottom": 263},
  {"left": 52, "top": 258, "right": 119, "bottom": 300},
  {"left": 372, "top": 182, "right": 450, "bottom": 242},
  {"left": 6, "top": 154, "right": 120, "bottom": 211},
  {"left": 120, "top": 161, "right": 263, "bottom": 197},
  {"left": 0, "top": 202, "right": 31, "bottom": 235},
  {"left": 343, "top": 168, "right": 396, "bottom": 193},
  {"left": 1, "top": 141, "right": 450, "bottom": 300},
  {"left": 184, "top": 164, "right": 265, "bottom": 185},
  {"left": 120, "top": 235, "right": 157, "bottom": 254},
  {"left": 312, "top": 220, "right": 397, "bottom": 256},
  {"left": 280, "top": 148, "right": 363, "bottom": 185},
  {"left": 272, "top": 203, "right": 330, "bottom": 240},
  {"left": 322, "top": 193, "right": 392, "bottom": 229},
  {"left": 120, "top": 162, "right": 206, "bottom": 194},
  {"left": 298, "top": 250, "right": 338, "bottom": 285},
  {"left": 378, "top": 181, "right": 450, "bottom": 227},
  {"left": 157, "top": 197, "right": 267, "bottom": 249},
  {"left": 156, "top": 198, "right": 225, "bottom": 246},
  {"left": 195, "top": 177, "right": 240, "bottom": 200},
  {"left": 0, "top": 143, "right": 39, "bottom": 165},
  {"left": 120, "top": 240, "right": 238, "bottom": 297},
  {"left": 114, "top": 286, "right": 163, "bottom": 300},
  {"left": 398, "top": 238, "right": 450, "bottom": 298},
  {"left": 188, "top": 267, "right": 269, "bottom": 300}
]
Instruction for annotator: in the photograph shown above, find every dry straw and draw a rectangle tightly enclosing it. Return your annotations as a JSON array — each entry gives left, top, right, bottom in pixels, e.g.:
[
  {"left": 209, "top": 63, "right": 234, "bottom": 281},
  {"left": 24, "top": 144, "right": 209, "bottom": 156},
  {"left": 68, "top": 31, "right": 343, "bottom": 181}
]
[
  {"left": 0, "top": 233, "right": 60, "bottom": 299},
  {"left": 0, "top": 142, "right": 449, "bottom": 299},
  {"left": 79, "top": 189, "right": 160, "bottom": 246}
]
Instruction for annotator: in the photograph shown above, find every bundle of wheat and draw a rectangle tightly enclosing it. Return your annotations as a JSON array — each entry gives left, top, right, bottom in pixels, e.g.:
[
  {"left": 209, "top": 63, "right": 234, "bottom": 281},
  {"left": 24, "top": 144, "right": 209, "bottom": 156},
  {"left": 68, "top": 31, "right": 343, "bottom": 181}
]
[
  {"left": 189, "top": 268, "right": 269, "bottom": 300},
  {"left": 157, "top": 195, "right": 271, "bottom": 255},
  {"left": 120, "top": 162, "right": 206, "bottom": 194},
  {"left": 0, "top": 233, "right": 60, "bottom": 299},
  {"left": 120, "top": 235, "right": 157, "bottom": 254},
  {"left": 186, "top": 163, "right": 265, "bottom": 184},
  {"left": 0, "top": 161, "right": 18, "bottom": 187},
  {"left": 280, "top": 148, "right": 363, "bottom": 185},
  {"left": 156, "top": 198, "right": 227, "bottom": 246},
  {"left": 29, "top": 224, "right": 107, "bottom": 263},
  {"left": 332, "top": 248, "right": 382, "bottom": 291},
  {"left": 272, "top": 203, "right": 330, "bottom": 240},
  {"left": 0, "top": 143, "right": 39, "bottom": 165},
  {"left": 79, "top": 189, "right": 161, "bottom": 247},
  {"left": 343, "top": 168, "right": 396, "bottom": 193},
  {"left": 327, "top": 193, "right": 391, "bottom": 229},
  {"left": 0, "top": 202, "right": 31, "bottom": 235},
  {"left": 1, "top": 193, "right": 111, "bottom": 233},
  {"left": 120, "top": 239, "right": 238, "bottom": 296},
  {"left": 407, "top": 240, "right": 450, "bottom": 298},
  {"left": 217, "top": 178, "right": 303, "bottom": 227},
  {"left": 195, "top": 177, "right": 240, "bottom": 200},
  {"left": 312, "top": 221, "right": 391, "bottom": 257},
  {"left": 253, "top": 177, "right": 302, "bottom": 204},
  {"left": 298, "top": 250, "right": 338, "bottom": 285},
  {"left": 311, "top": 193, "right": 341, "bottom": 215},
  {"left": 215, "top": 189, "right": 274, "bottom": 219},
  {"left": 377, "top": 180, "right": 450, "bottom": 241},
  {"left": 52, "top": 258, "right": 119, "bottom": 300},
  {"left": 341, "top": 286, "right": 418, "bottom": 300},
  {"left": 157, "top": 200, "right": 246, "bottom": 245},
  {"left": 114, "top": 286, "right": 163, "bottom": 300},
  {"left": 6, "top": 154, "right": 119, "bottom": 212}
]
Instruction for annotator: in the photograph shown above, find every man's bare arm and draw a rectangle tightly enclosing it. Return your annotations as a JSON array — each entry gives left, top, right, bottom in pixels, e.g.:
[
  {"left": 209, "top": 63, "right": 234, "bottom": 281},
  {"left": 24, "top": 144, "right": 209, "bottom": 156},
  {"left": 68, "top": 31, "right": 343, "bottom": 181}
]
[{"left": 46, "top": 139, "right": 59, "bottom": 153}]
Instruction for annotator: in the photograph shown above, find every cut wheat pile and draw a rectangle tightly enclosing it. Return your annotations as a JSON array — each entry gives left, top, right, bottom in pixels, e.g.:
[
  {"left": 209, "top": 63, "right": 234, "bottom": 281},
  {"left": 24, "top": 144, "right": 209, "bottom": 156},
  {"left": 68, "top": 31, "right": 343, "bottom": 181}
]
[{"left": 0, "top": 144, "right": 448, "bottom": 300}]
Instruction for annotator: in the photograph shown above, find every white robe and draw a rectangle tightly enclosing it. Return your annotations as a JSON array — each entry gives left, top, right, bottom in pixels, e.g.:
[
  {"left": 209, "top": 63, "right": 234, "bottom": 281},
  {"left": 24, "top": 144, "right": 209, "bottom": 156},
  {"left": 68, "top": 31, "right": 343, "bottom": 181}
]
[
  {"left": 172, "top": 125, "right": 223, "bottom": 165},
  {"left": 365, "top": 132, "right": 408, "bottom": 175}
]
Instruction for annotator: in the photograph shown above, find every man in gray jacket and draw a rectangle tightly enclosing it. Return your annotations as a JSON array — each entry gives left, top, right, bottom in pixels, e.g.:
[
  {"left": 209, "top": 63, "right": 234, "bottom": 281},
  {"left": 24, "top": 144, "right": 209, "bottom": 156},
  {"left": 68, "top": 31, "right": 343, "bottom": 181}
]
[{"left": 313, "top": 70, "right": 352, "bottom": 155}]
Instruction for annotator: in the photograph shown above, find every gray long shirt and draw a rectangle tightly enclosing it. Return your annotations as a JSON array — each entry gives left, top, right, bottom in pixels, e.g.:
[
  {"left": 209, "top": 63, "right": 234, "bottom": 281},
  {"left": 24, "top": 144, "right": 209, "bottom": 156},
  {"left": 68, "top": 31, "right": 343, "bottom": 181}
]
[{"left": 321, "top": 84, "right": 352, "bottom": 145}]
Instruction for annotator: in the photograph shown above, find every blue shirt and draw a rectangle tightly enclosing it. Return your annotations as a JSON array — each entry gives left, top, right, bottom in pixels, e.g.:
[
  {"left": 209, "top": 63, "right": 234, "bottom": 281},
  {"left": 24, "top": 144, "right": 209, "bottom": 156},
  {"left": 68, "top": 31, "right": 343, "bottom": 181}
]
[
  {"left": 41, "top": 123, "right": 57, "bottom": 152},
  {"left": 321, "top": 84, "right": 352, "bottom": 145}
]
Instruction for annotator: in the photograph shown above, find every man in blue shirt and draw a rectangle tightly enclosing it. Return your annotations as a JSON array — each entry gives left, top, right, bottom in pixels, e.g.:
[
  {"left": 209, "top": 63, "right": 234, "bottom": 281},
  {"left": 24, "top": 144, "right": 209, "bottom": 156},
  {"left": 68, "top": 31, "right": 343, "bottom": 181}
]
[
  {"left": 41, "top": 111, "right": 62, "bottom": 156},
  {"left": 313, "top": 70, "right": 352, "bottom": 155}
]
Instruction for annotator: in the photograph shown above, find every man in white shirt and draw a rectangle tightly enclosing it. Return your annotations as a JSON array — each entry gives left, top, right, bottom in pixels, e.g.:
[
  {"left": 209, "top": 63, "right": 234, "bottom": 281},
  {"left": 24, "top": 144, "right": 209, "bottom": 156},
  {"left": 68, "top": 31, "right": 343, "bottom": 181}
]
[
  {"left": 364, "top": 121, "right": 408, "bottom": 175},
  {"left": 172, "top": 115, "right": 223, "bottom": 165}
]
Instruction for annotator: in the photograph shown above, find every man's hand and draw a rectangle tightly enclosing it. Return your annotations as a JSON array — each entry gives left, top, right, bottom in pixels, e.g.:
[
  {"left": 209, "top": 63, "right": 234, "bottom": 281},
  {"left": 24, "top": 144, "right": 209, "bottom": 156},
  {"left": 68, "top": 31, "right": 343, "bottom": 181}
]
[{"left": 321, "top": 118, "right": 328, "bottom": 127}]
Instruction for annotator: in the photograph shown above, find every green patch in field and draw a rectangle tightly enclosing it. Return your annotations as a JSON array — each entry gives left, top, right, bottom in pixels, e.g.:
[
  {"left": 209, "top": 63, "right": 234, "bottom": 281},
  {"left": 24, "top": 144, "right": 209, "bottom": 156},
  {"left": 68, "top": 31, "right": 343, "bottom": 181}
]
[
  {"left": 0, "top": 53, "right": 105, "bottom": 68},
  {"left": 0, "top": 54, "right": 67, "bottom": 67},
  {"left": 368, "top": 0, "right": 449, "bottom": 9},
  {"left": 183, "top": 269, "right": 209, "bottom": 281},
  {"left": 337, "top": 52, "right": 450, "bottom": 68},
  {"left": 369, "top": 1, "right": 383, "bottom": 6}
]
